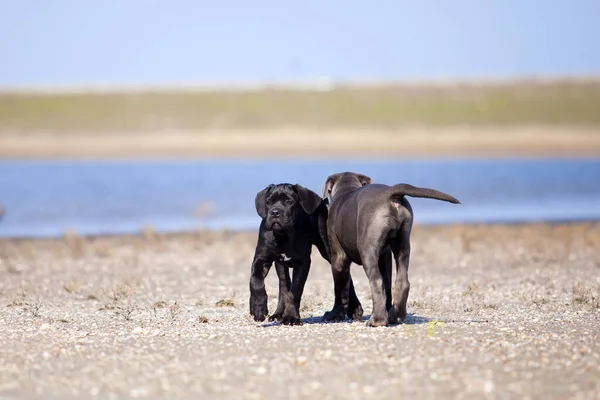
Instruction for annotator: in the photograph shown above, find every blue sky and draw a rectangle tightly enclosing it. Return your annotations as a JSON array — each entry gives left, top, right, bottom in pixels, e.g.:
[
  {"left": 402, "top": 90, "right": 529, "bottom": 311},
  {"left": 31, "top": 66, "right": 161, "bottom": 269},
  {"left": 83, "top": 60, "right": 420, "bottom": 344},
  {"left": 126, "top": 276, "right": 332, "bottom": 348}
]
[{"left": 1, "top": 0, "right": 598, "bottom": 87}]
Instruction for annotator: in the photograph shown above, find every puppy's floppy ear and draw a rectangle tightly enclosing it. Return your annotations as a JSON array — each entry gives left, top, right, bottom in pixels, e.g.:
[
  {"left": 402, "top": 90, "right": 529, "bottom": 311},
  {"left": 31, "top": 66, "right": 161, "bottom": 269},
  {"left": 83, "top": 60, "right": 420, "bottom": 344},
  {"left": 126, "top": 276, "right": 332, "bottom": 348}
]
[
  {"left": 255, "top": 184, "right": 274, "bottom": 219},
  {"left": 321, "top": 173, "right": 341, "bottom": 199},
  {"left": 293, "top": 184, "right": 323, "bottom": 215},
  {"left": 357, "top": 173, "right": 373, "bottom": 186}
]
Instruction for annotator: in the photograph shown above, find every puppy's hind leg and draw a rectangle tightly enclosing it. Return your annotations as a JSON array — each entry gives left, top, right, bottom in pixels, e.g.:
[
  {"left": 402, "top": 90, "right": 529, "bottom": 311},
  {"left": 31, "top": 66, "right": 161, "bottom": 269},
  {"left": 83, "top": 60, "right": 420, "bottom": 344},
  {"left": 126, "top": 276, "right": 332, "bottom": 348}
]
[
  {"left": 389, "top": 222, "right": 412, "bottom": 324},
  {"left": 380, "top": 249, "right": 393, "bottom": 314},
  {"left": 290, "top": 260, "right": 310, "bottom": 314},
  {"left": 322, "top": 253, "right": 352, "bottom": 322},
  {"left": 362, "top": 250, "right": 389, "bottom": 327}
]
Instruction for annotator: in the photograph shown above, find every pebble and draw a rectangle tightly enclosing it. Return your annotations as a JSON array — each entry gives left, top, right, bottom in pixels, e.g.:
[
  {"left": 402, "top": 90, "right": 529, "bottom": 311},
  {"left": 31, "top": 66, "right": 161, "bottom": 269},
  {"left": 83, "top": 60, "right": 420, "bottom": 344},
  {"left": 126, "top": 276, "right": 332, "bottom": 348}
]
[
  {"left": 363, "top": 385, "right": 375, "bottom": 394},
  {"left": 256, "top": 366, "right": 267, "bottom": 375},
  {"left": 484, "top": 380, "right": 495, "bottom": 393},
  {"left": 310, "top": 381, "right": 322, "bottom": 390},
  {"left": 130, "top": 387, "right": 148, "bottom": 398},
  {"left": 295, "top": 356, "right": 307, "bottom": 367}
]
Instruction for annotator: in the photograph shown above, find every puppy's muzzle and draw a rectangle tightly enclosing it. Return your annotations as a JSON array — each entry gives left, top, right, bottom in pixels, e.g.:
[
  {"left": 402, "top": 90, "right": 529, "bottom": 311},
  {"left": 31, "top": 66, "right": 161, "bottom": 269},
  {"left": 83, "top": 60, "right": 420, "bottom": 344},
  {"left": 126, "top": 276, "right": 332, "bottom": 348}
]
[{"left": 266, "top": 207, "right": 288, "bottom": 231}]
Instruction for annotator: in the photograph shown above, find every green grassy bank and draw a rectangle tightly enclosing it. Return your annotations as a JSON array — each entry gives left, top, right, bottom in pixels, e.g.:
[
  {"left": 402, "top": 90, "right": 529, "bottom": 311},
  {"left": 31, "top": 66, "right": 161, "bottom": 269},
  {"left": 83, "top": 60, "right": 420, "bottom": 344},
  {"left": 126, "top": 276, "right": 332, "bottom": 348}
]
[{"left": 1, "top": 80, "right": 599, "bottom": 133}]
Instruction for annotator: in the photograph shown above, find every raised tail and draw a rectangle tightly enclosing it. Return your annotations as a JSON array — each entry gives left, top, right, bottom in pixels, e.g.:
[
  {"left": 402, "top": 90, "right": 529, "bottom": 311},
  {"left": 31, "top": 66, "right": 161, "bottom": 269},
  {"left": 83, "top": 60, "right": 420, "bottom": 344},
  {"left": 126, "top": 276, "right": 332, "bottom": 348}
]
[{"left": 385, "top": 184, "right": 460, "bottom": 204}]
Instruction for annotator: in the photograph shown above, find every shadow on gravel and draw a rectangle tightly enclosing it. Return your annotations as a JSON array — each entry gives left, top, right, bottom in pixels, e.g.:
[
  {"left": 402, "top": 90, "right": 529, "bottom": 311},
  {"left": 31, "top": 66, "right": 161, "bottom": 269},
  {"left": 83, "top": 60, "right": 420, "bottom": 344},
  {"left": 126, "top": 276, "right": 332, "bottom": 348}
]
[
  {"left": 260, "top": 313, "right": 432, "bottom": 328},
  {"left": 440, "top": 318, "right": 489, "bottom": 324}
]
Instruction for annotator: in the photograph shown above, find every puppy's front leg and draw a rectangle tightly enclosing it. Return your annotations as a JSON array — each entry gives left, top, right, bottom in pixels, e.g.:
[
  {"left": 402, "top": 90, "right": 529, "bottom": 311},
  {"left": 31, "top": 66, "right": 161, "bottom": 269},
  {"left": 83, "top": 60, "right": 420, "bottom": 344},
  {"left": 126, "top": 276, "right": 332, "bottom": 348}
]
[
  {"left": 278, "top": 259, "right": 311, "bottom": 326},
  {"left": 249, "top": 254, "right": 272, "bottom": 322},
  {"left": 268, "top": 260, "right": 292, "bottom": 322},
  {"left": 276, "top": 260, "right": 302, "bottom": 326}
]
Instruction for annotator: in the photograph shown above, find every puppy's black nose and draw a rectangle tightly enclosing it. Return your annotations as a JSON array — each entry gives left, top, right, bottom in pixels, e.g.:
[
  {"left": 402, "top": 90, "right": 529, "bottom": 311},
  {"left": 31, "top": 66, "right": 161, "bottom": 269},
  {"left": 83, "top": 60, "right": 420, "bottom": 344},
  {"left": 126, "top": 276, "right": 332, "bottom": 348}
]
[{"left": 270, "top": 208, "right": 281, "bottom": 218}]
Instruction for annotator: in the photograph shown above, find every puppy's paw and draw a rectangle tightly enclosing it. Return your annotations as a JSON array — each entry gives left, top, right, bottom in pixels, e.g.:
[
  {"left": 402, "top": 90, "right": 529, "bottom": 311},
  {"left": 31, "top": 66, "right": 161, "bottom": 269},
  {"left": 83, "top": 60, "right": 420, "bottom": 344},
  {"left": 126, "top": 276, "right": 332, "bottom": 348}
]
[
  {"left": 251, "top": 310, "right": 267, "bottom": 322},
  {"left": 249, "top": 297, "right": 268, "bottom": 322},
  {"left": 268, "top": 312, "right": 283, "bottom": 322},
  {"left": 398, "top": 308, "right": 407, "bottom": 323},
  {"left": 322, "top": 307, "right": 347, "bottom": 322},
  {"left": 366, "top": 313, "right": 388, "bottom": 327},
  {"left": 281, "top": 315, "right": 303, "bottom": 326},
  {"left": 387, "top": 307, "right": 407, "bottom": 325},
  {"left": 348, "top": 304, "right": 364, "bottom": 321}
]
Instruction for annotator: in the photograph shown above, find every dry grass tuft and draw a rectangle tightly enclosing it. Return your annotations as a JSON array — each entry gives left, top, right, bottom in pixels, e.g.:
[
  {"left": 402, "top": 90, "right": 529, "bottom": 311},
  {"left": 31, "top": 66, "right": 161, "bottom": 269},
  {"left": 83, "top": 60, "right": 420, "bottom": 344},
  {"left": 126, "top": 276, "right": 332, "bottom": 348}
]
[
  {"left": 141, "top": 225, "right": 158, "bottom": 241},
  {"left": 572, "top": 282, "right": 600, "bottom": 309},
  {"left": 215, "top": 299, "right": 235, "bottom": 308},
  {"left": 169, "top": 301, "right": 182, "bottom": 321},
  {"left": 7, "top": 290, "right": 42, "bottom": 317},
  {"left": 63, "top": 229, "right": 85, "bottom": 258},
  {"left": 520, "top": 291, "right": 550, "bottom": 308},
  {"left": 300, "top": 295, "right": 325, "bottom": 314},
  {"left": 62, "top": 279, "right": 81, "bottom": 294},
  {"left": 462, "top": 281, "right": 481, "bottom": 297},
  {"left": 118, "top": 301, "right": 136, "bottom": 321},
  {"left": 100, "top": 283, "right": 138, "bottom": 320},
  {"left": 459, "top": 230, "right": 477, "bottom": 253},
  {"left": 3, "top": 260, "right": 21, "bottom": 275},
  {"left": 93, "top": 243, "right": 112, "bottom": 258},
  {"left": 531, "top": 296, "right": 549, "bottom": 307},
  {"left": 152, "top": 300, "right": 168, "bottom": 311},
  {"left": 408, "top": 286, "right": 430, "bottom": 309},
  {"left": 107, "top": 283, "right": 134, "bottom": 303}
]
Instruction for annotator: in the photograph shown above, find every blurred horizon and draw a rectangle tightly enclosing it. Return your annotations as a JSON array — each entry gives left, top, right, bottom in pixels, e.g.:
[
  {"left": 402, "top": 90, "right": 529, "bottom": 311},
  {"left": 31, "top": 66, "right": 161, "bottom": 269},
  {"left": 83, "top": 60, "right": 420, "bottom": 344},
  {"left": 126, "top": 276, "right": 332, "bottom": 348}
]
[{"left": 1, "top": 0, "right": 599, "bottom": 88}]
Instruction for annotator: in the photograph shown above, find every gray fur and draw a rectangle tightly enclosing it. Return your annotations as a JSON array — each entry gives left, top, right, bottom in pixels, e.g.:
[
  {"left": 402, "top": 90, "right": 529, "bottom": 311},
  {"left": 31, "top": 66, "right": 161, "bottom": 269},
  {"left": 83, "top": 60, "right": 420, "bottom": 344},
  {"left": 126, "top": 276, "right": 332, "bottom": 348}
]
[{"left": 320, "top": 172, "right": 460, "bottom": 327}]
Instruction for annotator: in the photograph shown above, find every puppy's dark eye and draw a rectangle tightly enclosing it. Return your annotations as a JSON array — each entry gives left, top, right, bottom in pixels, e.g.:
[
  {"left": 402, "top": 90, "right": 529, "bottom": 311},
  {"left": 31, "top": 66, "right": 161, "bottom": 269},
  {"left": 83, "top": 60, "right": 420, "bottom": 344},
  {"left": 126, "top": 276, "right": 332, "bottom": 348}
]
[
  {"left": 266, "top": 199, "right": 273, "bottom": 206},
  {"left": 286, "top": 199, "right": 294, "bottom": 206}
]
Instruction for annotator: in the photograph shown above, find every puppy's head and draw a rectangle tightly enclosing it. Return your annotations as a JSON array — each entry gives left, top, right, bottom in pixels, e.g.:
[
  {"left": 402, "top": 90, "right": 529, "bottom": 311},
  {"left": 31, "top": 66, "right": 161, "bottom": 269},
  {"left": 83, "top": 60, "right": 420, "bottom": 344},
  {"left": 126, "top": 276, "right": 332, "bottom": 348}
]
[
  {"left": 322, "top": 172, "right": 373, "bottom": 200},
  {"left": 255, "top": 183, "right": 323, "bottom": 233}
]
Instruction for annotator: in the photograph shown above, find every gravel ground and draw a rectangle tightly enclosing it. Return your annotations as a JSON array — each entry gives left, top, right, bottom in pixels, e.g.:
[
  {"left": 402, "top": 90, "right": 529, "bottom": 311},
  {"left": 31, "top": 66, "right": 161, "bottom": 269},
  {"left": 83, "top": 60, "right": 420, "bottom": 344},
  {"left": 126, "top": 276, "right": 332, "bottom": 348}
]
[{"left": 1, "top": 223, "right": 599, "bottom": 400}]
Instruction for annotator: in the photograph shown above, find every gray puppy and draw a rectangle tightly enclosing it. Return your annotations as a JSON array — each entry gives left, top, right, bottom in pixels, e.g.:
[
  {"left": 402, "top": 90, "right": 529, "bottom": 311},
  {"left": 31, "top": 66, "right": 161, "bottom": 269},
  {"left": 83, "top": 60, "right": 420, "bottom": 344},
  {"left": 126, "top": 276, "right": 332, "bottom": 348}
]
[{"left": 321, "top": 172, "right": 460, "bottom": 327}]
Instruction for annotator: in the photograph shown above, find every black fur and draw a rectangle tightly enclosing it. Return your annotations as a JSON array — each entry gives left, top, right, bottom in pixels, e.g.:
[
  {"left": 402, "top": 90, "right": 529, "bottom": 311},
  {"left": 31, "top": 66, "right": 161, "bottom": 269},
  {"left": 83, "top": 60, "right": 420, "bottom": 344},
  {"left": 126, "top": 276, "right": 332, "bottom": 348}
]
[{"left": 249, "top": 183, "right": 362, "bottom": 325}]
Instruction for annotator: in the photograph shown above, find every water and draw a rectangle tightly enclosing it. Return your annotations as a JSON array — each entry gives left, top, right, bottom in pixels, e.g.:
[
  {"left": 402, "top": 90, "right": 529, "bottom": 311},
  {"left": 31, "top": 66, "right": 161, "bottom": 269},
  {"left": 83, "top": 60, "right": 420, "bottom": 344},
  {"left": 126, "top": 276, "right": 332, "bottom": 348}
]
[{"left": 1, "top": 158, "right": 600, "bottom": 238}]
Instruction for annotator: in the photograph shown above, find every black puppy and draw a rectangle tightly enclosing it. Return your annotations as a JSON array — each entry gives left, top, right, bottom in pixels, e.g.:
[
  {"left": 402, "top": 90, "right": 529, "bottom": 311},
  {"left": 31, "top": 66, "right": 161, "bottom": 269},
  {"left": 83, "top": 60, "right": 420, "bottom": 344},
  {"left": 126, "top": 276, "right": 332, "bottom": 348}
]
[{"left": 249, "top": 183, "right": 362, "bottom": 325}]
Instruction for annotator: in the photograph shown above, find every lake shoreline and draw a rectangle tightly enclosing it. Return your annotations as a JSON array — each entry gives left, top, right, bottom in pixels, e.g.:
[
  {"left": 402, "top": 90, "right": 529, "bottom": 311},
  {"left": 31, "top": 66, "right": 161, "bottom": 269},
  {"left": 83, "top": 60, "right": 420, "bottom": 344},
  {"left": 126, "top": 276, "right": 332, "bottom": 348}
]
[{"left": 1, "top": 220, "right": 597, "bottom": 244}]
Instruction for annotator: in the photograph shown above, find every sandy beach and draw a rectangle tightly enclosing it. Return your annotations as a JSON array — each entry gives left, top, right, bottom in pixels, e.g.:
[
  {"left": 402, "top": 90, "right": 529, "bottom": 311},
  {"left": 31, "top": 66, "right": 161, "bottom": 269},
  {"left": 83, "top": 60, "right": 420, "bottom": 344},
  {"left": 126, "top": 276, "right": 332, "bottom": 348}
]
[
  {"left": 2, "top": 127, "right": 600, "bottom": 159},
  {"left": 1, "top": 223, "right": 599, "bottom": 399}
]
